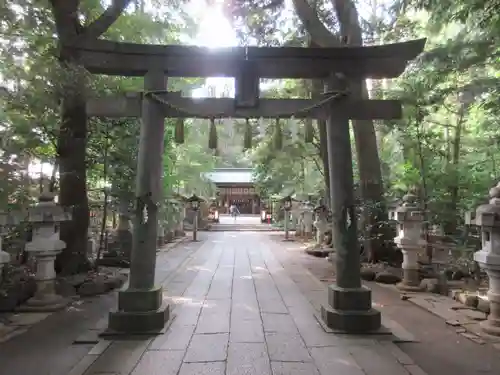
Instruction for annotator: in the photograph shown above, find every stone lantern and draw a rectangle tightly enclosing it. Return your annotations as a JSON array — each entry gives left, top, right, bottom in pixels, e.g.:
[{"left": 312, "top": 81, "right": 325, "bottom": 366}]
[
  {"left": 21, "top": 190, "right": 72, "bottom": 311},
  {"left": 313, "top": 205, "right": 328, "bottom": 247},
  {"left": 187, "top": 194, "right": 203, "bottom": 242},
  {"left": 471, "top": 182, "right": 500, "bottom": 336},
  {"left": 393, "top": 192, "right": 426, "bottom": 291}
]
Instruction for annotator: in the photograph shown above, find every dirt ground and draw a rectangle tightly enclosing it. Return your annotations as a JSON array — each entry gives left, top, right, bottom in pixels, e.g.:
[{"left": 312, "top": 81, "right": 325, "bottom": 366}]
[{"left": 279, "top": 240, "right": 500, "bottom": 375}]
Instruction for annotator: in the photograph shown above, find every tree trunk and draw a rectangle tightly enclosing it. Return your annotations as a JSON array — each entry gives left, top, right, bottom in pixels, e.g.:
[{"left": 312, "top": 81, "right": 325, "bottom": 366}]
[
  {"left": 318, "top": 118, "right": 330, "bottom": 207},
  {"left": 350, "top": 83, "right": 392, "bottom": 262},
  {"left": 48, "top": 1, "right": 90, "bottom": 274},
  {"left": 50, "top": 0, "right": 132, "bottom": 274},
  {"left": 312, "top": 78, "right": 330, "bottom": 208},
  {"left": 54, "top": 50, "right": 92, "bottom": 275},
  {"left": 443, "top": 99, "right": 466, "bottom": 235}
]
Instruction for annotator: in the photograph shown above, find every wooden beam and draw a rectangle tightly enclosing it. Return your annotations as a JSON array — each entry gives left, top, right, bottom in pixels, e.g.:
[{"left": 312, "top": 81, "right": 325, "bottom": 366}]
[
  {"left": 86, "top": 93, "right": 142, "bottom": 117},
  {"left": 68, "top": 39, "right": 426, "bottom": 79},
  {"left": 86, "top": 93, "right": 402, "bottom": 120}
]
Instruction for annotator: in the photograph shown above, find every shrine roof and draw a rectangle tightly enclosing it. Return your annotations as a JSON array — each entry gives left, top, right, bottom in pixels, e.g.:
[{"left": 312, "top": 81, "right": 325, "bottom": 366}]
[{"left": 205, "top": 168, "right": 255, "bottom": 184}]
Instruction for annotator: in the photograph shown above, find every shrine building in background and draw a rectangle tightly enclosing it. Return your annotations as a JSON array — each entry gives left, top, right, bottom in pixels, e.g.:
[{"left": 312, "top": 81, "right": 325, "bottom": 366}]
[{"left": 205, "top": 168, "right": 260, "bottom": 214}]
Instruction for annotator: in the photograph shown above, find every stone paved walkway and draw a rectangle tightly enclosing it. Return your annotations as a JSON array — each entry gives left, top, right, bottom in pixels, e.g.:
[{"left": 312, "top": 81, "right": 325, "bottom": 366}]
[{"left": 72, "top": 232, "right": 427, "bottom": 375}]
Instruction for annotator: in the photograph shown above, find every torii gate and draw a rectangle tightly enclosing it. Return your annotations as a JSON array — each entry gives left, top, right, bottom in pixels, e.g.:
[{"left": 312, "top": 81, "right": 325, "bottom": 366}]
[{"left": 71, "top": 38, "right": 426, "bottom": 334}]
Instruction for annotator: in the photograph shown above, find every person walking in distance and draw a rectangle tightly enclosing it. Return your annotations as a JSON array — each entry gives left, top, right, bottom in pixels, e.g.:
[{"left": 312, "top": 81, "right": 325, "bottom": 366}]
[{"left": 229, "top": 202, "right": 240, "bottom": 223}]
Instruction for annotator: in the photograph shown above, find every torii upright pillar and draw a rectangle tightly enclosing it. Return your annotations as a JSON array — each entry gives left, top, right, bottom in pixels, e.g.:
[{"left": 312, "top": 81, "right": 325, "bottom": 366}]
[
  {"left": 107, "top": 69, "right": 169, "bottom": 334},
  {"left": 320, "top": 76, "right": 381, "bottom": 333}
]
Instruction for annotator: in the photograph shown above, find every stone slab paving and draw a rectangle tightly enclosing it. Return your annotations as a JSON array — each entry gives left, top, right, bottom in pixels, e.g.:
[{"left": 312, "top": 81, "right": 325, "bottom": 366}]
[
  {"left": 73, "top": 232, "right": 428, "bottom": 375},
  {"left": 265, "top": 235, "right": 417, "bottom": 343}
]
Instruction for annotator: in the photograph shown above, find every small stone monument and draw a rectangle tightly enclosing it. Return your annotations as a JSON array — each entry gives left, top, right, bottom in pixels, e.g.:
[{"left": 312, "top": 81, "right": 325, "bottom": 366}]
[
  {"left": 393, "top": 192, "right": 426, "bottom": 291},
  {"left": 157, "top": 221, "right": 165, "bottom": 246},
  {"left": 313, "top": 205, "right": 328, "bottom": 247},
  {"left": 291, "top": 209, "right": 300, "bottom": 232},
  {"left": 302, "top": 201, "right": 314, "bottom": 239},
  {"left": 282, "top": 196, "right": 293, "bottom": 241},
  {"left": 178, "top": 203, "right": 186, "bottom": 235},
  {"left": 87, "top": 227, "right": 97, "bottom": 258},
  {"left": 115, "top": 203, "right": 133, "bottom": 260},
  {"left": 295, "top": 209, "right": 305, "bottom": 238},
  {"left": 431, "top": 224, "right": 444, "bottom": 236},
  {"left": 172, "top": 201, "right": 185, "bottom": 237},
  {"left": 471, "top": 182, "right": 500, "bottom": 336},
  {"left": 20, "top": 189, "right": 72, "bottom": 311}
]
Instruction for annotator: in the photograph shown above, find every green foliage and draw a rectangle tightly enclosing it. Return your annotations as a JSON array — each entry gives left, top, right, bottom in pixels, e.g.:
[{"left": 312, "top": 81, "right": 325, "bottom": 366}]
[
  {"left": 376, "top": 1, "right": 500, "bottom": 234},
  {"left": 250, "top": 112, "right": 324, "bottom": 198},
  {"left": 0, "top": 0, "right": 209, "bottom": 216},
  {"left": 167, "top": 118, "right": 218, "bottom": 198}
]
